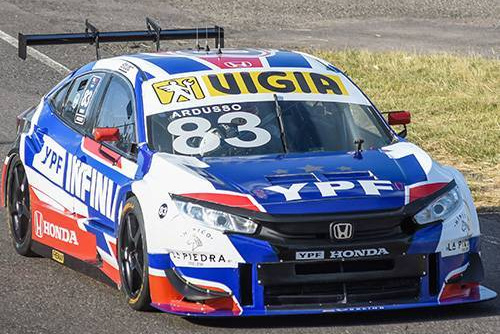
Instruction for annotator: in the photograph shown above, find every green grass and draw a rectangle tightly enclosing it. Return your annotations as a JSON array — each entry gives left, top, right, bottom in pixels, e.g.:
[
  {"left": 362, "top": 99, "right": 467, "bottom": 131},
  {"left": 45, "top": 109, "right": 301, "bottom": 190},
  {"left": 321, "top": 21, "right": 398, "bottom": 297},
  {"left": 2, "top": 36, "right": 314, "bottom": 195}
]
[{"left": 314, "top": 50, "right": 500, "bottom": 209}]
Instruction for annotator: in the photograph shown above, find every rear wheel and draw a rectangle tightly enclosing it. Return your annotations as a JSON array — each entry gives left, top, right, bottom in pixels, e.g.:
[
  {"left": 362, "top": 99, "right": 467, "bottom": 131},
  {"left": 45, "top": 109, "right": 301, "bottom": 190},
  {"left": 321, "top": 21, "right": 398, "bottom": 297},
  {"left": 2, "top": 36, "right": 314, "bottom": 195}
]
[
  {"left": 6, "top": 156, "right": 35, "bottom": 256},
  {"left": 117, "top": 197, "right": 152, "bottom": 310}
]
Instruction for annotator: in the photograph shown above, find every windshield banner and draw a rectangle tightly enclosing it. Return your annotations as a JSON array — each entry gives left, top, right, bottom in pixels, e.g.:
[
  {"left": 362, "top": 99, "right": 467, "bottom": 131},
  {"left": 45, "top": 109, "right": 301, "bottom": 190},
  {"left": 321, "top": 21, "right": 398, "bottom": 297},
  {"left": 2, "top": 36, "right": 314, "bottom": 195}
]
[{"left": 145, "top": 69, "right": 370, "bottom": 115}]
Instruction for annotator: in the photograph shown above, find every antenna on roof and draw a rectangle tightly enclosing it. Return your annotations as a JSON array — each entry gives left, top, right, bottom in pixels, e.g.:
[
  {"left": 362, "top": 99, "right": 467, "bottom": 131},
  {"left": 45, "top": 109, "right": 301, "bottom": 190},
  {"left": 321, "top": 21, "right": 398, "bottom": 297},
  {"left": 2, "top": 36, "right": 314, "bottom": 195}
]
[
  {"left": 85, "top": 20, "right": 100, "bottom": 59},
  {"left": 204, "top": 24, "right": 210, "bottom": 52},
  {"left": 195, "top": 27, "right": 202, "bottom": 51},
  {"left": 146, "top": 17, "right": 162, "bottom": 52},
  {"left": 216, "top": 25, "right": 222, "bottom": 54}
]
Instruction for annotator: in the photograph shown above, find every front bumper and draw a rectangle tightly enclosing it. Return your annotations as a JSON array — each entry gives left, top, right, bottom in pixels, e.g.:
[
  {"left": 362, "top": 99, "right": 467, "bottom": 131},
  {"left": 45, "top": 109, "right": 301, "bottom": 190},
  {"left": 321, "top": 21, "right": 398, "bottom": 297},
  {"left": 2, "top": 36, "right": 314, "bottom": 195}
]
[
  {"left": 148, "top": 189, "right": 496, "bottom": 316},
  {"left": 148, "top": 231, "right": 496, "bottom": 316}
]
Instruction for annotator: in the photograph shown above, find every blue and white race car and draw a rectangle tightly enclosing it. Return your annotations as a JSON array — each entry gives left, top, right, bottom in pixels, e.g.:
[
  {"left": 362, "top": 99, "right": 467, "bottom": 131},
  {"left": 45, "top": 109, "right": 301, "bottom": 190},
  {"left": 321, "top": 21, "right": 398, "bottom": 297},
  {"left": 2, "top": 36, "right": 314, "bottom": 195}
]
[{"left": 2, "top": 22, "right": 496, "bottom": 316}]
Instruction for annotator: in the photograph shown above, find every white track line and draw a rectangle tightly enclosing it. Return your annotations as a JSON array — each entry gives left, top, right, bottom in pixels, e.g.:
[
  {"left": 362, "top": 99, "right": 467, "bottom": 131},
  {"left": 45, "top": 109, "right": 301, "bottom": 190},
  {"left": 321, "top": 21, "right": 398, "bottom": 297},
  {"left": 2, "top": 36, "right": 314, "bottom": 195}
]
[
  {"left": 0, "top": 29, "right": 70, "bottom": 75},
  {"left": 483, "top": 235, "right": 500, "bottom": 246}
]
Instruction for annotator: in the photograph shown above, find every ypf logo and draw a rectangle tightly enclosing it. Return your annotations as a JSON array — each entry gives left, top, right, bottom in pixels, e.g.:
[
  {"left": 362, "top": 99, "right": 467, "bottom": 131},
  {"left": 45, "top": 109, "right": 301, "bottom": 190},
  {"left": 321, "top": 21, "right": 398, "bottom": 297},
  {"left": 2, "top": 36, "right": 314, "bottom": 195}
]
[
  {"left": 34, "top": 211, "right": 43, "bottom": 238},
  {"left": 153, "top": 77, "right": 205, "bottom": 105},
  {"left": 330, "top": 222, "right": 353, "bottom": 240}
]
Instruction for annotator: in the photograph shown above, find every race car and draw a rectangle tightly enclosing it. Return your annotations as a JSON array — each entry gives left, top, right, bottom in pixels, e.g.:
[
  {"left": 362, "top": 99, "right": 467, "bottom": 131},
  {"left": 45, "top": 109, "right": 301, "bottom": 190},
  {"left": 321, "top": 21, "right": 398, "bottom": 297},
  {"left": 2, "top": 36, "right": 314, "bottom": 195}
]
[{"left": 2, "top": 20, "right": 496, "bottom": 316}]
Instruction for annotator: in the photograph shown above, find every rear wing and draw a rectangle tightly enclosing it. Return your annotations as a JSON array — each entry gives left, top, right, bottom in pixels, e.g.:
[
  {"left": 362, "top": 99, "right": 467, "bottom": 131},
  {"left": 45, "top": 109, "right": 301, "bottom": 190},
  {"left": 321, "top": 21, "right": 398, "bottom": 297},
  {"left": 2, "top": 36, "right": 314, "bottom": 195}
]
[{"left": 18, "top": 18, "right": 224, "bottom": 60}]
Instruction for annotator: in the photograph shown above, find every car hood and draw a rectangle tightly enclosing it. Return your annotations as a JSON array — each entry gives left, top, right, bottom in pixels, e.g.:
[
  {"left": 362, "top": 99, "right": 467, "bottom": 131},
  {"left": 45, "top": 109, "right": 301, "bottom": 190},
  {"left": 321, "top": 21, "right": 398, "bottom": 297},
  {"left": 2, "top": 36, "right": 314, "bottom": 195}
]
[{"left": 160, "top": 143, "right": 450, "bottom": 215}]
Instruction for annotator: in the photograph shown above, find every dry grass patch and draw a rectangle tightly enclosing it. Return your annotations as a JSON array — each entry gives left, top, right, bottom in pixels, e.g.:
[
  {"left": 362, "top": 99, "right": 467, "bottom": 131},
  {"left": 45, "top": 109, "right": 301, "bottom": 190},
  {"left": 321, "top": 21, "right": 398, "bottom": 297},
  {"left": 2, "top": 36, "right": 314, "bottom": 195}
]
[{"left": 314, "top": 50, "right": 499, "bottom": 209}]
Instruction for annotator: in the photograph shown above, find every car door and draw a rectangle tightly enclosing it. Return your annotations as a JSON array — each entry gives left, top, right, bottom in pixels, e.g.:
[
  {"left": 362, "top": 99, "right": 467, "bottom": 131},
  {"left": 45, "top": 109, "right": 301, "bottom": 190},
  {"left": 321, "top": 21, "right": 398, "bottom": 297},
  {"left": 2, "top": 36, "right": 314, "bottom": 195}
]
[
  {"left": 73, "top": 72, "right": 139, "bottom": 271},
  {"left": 26, "top": 72, "right": 107, "bottom": 261}
]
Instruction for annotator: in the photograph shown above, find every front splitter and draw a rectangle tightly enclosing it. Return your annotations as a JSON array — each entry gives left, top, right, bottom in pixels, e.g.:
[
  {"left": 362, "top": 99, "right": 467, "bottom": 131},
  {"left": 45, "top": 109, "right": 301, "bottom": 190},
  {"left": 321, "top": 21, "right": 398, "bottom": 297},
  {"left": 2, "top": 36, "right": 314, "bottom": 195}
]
[{"left": 151, "top": 285, "right": 497, "bottom": 317}]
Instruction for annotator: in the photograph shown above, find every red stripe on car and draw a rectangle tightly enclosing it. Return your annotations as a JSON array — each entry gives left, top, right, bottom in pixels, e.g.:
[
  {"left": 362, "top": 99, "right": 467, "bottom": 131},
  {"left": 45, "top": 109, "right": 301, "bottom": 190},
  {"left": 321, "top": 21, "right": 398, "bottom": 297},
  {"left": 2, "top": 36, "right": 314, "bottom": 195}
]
[
  {"left": 82, "top": 137, "right": 122, "bottom": 168},
  {"left": 180, "top": 192, "right": 261, "bottom": 212},
  {"left": 409, "top": 182, "right": 449, "bottom": 202}
]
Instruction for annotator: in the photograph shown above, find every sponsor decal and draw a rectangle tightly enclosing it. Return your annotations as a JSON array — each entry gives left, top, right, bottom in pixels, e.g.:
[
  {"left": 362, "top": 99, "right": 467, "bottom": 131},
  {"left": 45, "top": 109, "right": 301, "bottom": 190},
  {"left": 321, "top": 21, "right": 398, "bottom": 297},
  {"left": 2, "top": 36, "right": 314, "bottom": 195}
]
[
  {"left": 34, "top": 211, "right": 79, "bottom": 245},
  {"left": 265, "top": 180, "right": 395, "bottom": 201},
  {"left": 51, "top": 249, "right": 65, "bottom": 264},
  {"left": 170, "top": 251, "right": 230, "bottom": 267},
  {"left": 32, "top": 135, "right": 120, "bottom": 221},
  {"left": 296, "top": 251, "right": 324, "bottom": 260},
  {"left": 329, "top": 248, "right": 390, "bottom": 259},
  {"left": 153, "top": 77, "right": 205, "bottom": 105},
  {"left": 158, "top": 203, "right": 168, "bottom": 218},
  {"left": 152, "top": 71, "right": 349, "bottom": 105},
  {"left": 118, "top": 62, "right": 134, "bottom": 74},
  {"left": 201, "top": 56, "right": 263, "bottom": 69},
  {"left": 453, "top": 211, "right": 472, "bottom": 235},
  {"left": 64, "top": 153, "right": 119, "bottom": 221},
  {"left": 186, "top": 235, "right": 202, "bottom": 251},
  {"left": 443, "top": 238, "right": 470, "bottom": 257},
  {"left": 32, "top": 136, "right": 66, "bottom": 187},
  {"left": 203, "top": 71, "right": 348, "bottom": 97},
  {"left": 295, "top": 248, "right": 390, "bottom": 260},
  {"left": 180, "top": 228, "right": 214, "bottom": 252},
  {"left": 224, "top": 61, "right": 255, "bottom": 68},
  {"left": 169, "top": 103, "right": 242, "bottom": 119},
  {"left": 326, "top": 306, "right": 385, "bottom": 313}
]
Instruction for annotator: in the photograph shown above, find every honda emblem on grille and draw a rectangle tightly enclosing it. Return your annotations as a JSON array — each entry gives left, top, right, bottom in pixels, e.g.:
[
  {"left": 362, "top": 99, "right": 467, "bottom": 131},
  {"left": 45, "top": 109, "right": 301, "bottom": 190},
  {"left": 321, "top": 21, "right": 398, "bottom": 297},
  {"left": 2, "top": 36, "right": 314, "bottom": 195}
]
[{"left": 330, "top": 223, "right": 353, "bottom": 240}]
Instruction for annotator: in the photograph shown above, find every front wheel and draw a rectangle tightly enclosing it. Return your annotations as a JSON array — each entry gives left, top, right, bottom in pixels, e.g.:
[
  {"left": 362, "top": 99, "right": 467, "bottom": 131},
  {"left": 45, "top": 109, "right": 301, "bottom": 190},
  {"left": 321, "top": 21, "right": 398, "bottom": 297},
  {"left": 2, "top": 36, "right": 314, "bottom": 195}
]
[
  {"left": 117, "top": 196, "right": 152, "bottom": 310},
  {"left": 6, "top": 156, "right": 35, "bottom": 256}
]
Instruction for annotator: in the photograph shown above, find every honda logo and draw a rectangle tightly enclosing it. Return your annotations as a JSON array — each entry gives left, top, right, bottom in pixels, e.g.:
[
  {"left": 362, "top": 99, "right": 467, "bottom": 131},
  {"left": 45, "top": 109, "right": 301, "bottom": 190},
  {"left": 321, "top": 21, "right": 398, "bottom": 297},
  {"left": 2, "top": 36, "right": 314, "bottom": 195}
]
[
  {"left": 34, "top": 211, "right": 43, "bottom": 238},
  {"left": 330, "top": 222, "right": 353, "bottom": 240}
]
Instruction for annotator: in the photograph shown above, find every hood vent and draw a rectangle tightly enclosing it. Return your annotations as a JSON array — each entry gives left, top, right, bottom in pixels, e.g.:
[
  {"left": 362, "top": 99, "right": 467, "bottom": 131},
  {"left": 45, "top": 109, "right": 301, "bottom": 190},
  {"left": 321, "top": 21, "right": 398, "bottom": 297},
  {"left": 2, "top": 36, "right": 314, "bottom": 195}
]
[
  {"left": 266, "top": 173, "right": 319, "bottom": 185},
  {"left": 323, "top": 171, "right": 375, "bottom": 181}
]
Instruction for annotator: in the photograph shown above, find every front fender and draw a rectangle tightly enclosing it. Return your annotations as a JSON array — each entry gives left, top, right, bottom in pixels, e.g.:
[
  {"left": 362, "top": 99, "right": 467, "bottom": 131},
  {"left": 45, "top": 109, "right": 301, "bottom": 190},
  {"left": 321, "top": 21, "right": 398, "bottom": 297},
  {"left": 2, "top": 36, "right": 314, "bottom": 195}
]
[{"left": 442, "top": 165, "right": 480, "bottom": 234}]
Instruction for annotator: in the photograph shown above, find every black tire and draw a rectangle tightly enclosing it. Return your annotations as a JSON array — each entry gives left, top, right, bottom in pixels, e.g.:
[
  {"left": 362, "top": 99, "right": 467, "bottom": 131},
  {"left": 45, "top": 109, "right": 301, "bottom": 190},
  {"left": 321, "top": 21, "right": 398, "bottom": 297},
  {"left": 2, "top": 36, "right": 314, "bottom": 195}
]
[
  {"left": 6, "top": 155, "right": 35, "bottom": 256},
  {"left": 117, "top": 196, "right": 152, "bottom": 311}
]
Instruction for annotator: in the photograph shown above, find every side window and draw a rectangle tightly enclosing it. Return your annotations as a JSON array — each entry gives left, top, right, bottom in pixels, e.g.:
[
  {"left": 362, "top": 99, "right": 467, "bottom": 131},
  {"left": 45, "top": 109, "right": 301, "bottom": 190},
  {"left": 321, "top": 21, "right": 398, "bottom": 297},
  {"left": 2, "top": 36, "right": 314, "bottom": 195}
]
[
  {"left": 95, "top": 76, "right": 136, "bottom": 154},
  {"left": 61, "top": 73, "right": 104, "bottom": 129},
  {"left": 50, "top": 83, "right": 70, "bottom": 113}
]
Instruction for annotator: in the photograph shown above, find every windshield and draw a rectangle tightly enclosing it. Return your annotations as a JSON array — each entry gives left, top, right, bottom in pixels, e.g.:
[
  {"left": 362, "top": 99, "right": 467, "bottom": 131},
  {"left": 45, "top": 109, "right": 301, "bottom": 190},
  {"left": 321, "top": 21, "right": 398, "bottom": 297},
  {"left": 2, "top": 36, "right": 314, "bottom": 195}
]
[{"left": 147, "top": 100, "right": 392, "bottom": 157}]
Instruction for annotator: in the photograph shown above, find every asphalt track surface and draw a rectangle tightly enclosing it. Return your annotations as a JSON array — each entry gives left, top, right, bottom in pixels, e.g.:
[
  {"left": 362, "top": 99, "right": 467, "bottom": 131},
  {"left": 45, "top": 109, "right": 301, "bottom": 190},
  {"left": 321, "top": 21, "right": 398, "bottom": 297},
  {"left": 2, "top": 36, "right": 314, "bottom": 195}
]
[{"left": 0, "top": 1, "right": 499, "bottom": 333}]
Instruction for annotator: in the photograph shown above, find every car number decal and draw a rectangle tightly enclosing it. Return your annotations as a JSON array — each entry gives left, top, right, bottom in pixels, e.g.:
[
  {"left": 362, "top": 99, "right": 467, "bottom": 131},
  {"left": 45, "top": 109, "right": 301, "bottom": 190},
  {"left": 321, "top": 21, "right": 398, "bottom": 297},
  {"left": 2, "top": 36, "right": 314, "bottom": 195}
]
[
  {"left": 74, "top": 75, "right": 101, "bottom": 125},
  {"left": 167, "top": 110, "right": 271, "bottom": 155}
]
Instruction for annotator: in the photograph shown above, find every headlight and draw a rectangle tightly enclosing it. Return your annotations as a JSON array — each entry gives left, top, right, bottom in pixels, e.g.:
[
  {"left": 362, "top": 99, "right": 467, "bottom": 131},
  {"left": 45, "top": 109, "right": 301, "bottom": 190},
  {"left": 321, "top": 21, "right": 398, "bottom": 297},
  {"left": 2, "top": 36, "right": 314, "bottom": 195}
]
[
  {"left": 414, "top": 186, "right": 462, "bottom": 225},
  {"left": 173, "top": 199, "right": 258, "bottom": 234}
]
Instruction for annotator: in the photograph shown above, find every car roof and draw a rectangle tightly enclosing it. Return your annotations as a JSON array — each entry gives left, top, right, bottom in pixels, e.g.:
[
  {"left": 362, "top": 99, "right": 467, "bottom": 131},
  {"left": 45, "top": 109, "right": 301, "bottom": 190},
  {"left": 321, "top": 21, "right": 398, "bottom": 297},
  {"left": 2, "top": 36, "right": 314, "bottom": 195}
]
[
  {"left": 106, "top": 48, "right": 342, "bottom": 78},
  {"left": 77, "top": 48, "right": 371, "bottom": 119}
]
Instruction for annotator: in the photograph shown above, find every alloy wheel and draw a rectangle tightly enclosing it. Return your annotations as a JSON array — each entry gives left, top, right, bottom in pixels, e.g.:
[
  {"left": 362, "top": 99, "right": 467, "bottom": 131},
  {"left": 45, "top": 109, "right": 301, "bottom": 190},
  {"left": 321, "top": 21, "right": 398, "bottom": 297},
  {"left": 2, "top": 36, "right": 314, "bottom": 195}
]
[
  {"left": 9, "top": 163, "right": 30, "bottom": 243},
  {"left": 119, "top": 212, "right": 145, "bottom": 298}
]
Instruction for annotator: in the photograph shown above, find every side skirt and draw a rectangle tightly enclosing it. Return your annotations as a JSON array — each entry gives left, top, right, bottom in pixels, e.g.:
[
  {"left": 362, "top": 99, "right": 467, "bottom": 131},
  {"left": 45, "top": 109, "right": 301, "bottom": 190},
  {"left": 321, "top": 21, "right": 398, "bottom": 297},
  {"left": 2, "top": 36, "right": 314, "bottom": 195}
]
[{"left": 31, "top": 241, "right": 117, "bottom": 288}]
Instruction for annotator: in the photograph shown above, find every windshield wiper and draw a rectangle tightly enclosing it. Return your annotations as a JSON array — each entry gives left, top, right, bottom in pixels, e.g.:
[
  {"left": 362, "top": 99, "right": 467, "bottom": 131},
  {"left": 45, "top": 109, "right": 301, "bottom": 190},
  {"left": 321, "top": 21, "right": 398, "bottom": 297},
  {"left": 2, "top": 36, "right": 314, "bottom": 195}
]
[
  {"left": 273, "top": 94, "right": 289, "bottom": 153},
  {"left": 354, "top": 138, "right": 364, "bottom": 159}
]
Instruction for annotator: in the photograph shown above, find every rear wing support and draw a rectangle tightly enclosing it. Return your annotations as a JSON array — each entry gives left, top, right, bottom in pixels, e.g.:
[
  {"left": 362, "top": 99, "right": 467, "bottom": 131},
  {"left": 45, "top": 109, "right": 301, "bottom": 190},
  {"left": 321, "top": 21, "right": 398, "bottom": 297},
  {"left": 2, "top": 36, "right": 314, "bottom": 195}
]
[{"left": 18, "top": 18, "right": 224, "bottom": 60}]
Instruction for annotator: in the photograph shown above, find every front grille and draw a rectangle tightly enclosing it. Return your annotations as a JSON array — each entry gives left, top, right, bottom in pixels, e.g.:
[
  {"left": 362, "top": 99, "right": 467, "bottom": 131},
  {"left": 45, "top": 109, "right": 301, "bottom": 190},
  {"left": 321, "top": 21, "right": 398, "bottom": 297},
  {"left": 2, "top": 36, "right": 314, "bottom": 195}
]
[
  {"left": 264, "top": 278, "right": 420, "bottom": 309},
  {"left": 295, "top": 259, "right": 394, "bottom": 275},
  {"left": 258, "top": 255, "right": 426, "bottom": 309},
  {"left": 265, "top": 282, "right": 344, "bottom": 306},
  {"left": 346, "top": 278, "right": 420, "bottom": 302},
  {"left": 257, "top": 215, "right": 414, "bottom": 244}
]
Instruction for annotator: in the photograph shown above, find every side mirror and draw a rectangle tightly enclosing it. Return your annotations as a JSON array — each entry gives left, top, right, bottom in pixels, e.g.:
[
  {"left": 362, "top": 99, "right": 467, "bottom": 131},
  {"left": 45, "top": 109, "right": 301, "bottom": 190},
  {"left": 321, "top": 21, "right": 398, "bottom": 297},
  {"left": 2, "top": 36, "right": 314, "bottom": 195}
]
[
  {"left": 388, "top": 111, "right": 411, "bottom": 126},
  {"left": 93, "top": 127, "right": 120, "bottom": 142},
  {"left": 387, "top": 111, "right": 411, "bottom": 138}
]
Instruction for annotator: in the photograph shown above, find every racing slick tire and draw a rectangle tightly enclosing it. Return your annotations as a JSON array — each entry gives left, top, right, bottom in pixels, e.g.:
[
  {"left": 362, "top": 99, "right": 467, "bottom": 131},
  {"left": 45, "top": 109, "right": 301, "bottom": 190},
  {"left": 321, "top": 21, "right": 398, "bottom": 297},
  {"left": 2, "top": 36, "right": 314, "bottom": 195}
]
[
  {"left": 6, "top": 155, "right": 35, "bottom": 256},
  {"left": 118, "top": 196, "right": 152, "bottom": 311}
]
